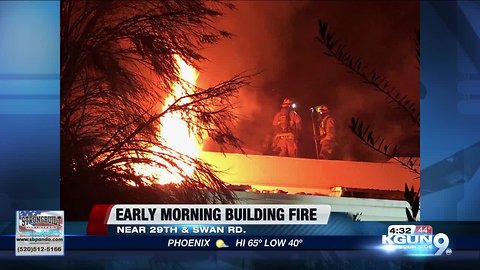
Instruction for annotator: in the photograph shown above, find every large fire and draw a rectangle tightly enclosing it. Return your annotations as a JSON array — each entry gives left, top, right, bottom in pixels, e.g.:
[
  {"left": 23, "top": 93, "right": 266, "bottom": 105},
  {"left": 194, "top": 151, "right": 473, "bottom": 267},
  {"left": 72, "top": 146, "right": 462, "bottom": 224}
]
[{"left": 133, "top": 55, "right": 202, "bottom": 185}]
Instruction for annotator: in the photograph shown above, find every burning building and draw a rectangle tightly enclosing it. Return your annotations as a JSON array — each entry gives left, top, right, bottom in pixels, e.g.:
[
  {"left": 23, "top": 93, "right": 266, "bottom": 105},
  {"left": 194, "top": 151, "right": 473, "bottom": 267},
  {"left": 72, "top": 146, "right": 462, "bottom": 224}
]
[{"left": 125, "top": 55, "right": 418, "bottom": 222}]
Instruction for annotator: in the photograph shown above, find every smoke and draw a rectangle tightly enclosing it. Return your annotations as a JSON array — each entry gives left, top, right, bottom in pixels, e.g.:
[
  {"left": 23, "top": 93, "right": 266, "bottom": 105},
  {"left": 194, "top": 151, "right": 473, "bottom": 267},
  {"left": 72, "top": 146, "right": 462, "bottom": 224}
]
[
  {"left": 197, "top": 1, "right": 308, "bottom": 153},
  {"left": 198, "top": 1, "right": 419, "bottom": 160}
]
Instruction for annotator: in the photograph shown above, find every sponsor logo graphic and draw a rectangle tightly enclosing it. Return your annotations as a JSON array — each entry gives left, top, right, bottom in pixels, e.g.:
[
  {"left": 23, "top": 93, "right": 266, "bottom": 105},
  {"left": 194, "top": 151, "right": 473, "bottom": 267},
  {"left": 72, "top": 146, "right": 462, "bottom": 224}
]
[{"left": 16, "top": 211, "right": 64, "bottom": 256}]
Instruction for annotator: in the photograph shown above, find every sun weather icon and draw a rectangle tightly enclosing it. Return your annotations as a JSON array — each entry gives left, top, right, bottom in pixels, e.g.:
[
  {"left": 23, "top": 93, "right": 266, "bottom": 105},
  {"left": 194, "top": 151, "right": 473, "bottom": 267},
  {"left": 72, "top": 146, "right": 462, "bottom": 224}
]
[{"left": 215, "top": 239, "right": 229, "bottom": 249}]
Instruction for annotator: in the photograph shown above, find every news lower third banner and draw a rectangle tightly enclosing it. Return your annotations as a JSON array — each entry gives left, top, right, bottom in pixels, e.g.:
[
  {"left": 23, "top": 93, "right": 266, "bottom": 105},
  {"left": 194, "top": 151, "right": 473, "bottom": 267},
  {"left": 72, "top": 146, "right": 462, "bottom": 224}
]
[{"left": 81, "top": 204, "right": 461, "bottom": 256}]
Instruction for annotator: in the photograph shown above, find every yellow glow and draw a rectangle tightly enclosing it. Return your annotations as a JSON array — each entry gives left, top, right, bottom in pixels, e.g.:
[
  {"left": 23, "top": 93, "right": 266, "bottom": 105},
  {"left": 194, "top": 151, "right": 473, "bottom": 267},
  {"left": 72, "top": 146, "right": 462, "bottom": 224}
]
[{"left": 133, "top": 55, "right": 202, "bottom": 185}]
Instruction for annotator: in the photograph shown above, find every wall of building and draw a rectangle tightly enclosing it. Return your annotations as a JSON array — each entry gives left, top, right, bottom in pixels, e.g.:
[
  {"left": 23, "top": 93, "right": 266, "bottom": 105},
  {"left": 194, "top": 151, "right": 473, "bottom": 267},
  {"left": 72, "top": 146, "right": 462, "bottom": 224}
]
[
  {"left": 200, "top": 152, "right": 419, "bottom": 194},
  {"left": 235, "top": 191, "right": 414, "bottom": 221}
]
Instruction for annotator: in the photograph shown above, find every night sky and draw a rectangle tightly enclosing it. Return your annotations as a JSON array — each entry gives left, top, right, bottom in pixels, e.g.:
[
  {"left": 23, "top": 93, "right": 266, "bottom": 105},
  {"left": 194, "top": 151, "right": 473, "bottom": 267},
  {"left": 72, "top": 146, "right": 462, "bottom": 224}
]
[{"left": 198, "top": 1, "right": 419, "bottom": 161}]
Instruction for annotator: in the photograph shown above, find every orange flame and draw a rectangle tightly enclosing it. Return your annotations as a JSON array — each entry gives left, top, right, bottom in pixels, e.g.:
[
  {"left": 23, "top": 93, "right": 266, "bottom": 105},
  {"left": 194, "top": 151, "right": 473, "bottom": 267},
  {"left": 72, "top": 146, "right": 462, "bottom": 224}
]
[{"left": 133, "top": 55, "right": 202, "bottom": 185}]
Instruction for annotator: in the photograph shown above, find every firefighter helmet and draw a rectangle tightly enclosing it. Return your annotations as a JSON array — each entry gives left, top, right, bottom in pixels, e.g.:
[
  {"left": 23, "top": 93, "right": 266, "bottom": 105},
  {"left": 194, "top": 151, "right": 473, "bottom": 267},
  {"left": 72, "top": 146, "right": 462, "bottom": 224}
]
[
  {"left": 281, "top": 98, "right": 293, "bottom": 108},
  {"left": 315, "top": 104, "right": 329, "bottom": 114}
]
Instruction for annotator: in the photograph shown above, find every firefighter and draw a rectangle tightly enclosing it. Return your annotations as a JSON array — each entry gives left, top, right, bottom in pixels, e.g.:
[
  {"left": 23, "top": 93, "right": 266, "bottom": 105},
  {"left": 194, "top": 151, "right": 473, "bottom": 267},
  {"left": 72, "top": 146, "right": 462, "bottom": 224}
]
[
  {"left": 272, "top": 98, "right": 302, "bottom": 157},
  {"left": 316, "top": 104, "right": 337, "bottom": 159}
]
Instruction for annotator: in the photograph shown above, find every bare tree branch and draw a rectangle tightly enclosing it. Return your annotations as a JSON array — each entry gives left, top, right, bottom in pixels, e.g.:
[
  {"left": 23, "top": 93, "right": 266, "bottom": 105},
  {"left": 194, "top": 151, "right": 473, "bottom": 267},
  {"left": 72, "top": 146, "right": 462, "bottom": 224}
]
[
  {"left": 318, "top": 20, "right": 420, "bottom": 126},
  {"left": 349, "top": 117, "right": 419, "bottom": 175}
]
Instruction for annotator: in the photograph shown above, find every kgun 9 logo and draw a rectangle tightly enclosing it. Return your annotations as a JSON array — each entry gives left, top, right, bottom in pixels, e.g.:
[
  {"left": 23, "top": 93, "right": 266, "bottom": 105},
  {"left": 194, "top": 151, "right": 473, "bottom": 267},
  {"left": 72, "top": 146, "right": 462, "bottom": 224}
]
[{"left": 382, "top": 233, "right": 450, "bottom": 255}]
